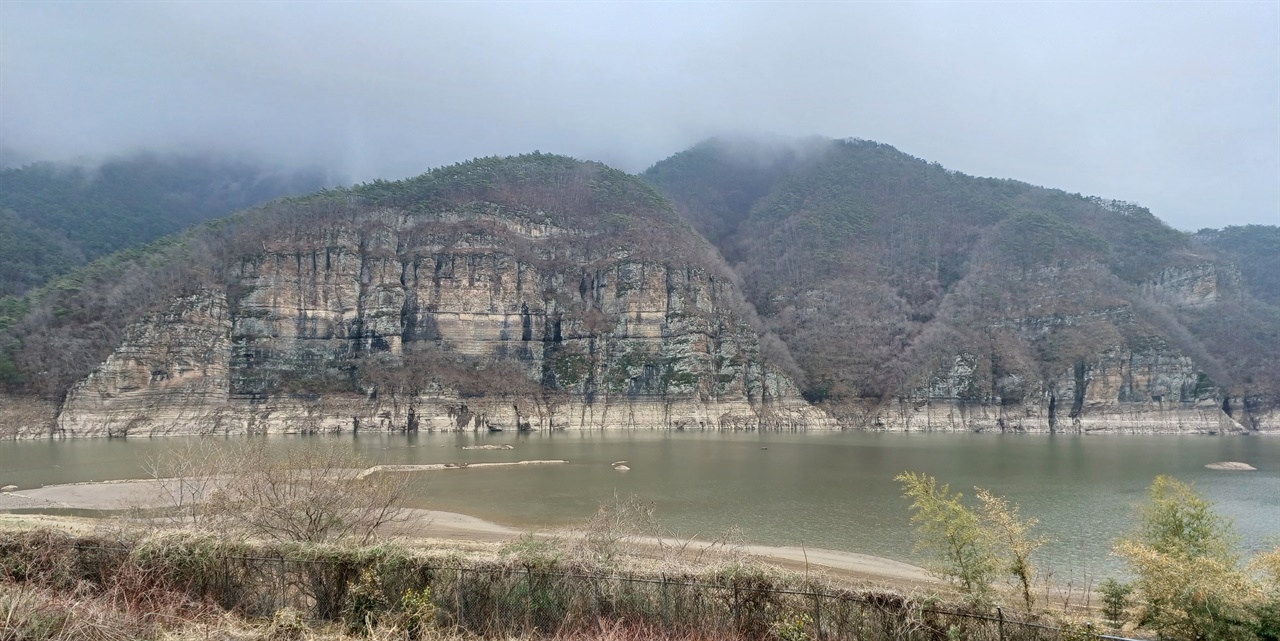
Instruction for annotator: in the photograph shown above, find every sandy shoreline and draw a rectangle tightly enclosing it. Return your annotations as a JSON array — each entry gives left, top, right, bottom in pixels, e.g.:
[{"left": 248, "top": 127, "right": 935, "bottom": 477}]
[{"left": 0, "top": 478, "right": 936, "bottom": 587}]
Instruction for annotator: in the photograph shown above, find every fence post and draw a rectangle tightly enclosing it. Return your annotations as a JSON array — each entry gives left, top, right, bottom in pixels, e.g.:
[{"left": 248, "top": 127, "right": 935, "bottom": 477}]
[
  {"left": 524, "top": 567, "right": 532, "bottom": 634},
  {"left": 813, "top": 592, "right": 822, "bottom": 641},
  {"left": 279, "top": 558, "right": 287, "bottom": 612},
  {"left": 455, "top": 568, "right": 464, "bottom": 631},
  {"left": 733, "top": 583, "right": 741, "bottom": 633},
  {"left": 997, "top": 606, "right": 1004, "bottom": 641},
  {"left": 661, "top": 573, "right": 670, "bottom": 640},
  {"left": 594, "top": 577, "right": 602, "bottom": 631}
]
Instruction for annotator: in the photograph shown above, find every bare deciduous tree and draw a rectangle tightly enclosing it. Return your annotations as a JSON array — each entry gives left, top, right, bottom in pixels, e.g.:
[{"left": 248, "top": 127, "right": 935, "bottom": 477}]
[
  {"left": 210, "top": 439, "right": 408, "bottom": 544},
  {"left": 146, "top": 439, "right": 409, "bottom": 545}
]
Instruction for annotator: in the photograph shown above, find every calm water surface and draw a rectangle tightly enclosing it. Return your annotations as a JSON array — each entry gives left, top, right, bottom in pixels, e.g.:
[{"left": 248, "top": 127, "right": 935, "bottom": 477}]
[{"left": 2, "top": 431, "right": 1277, "bottom": 574}]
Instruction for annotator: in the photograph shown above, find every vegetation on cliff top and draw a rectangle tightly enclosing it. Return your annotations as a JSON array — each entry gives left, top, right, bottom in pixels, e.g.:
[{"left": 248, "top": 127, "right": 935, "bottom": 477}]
[{"left": 354, "top": 152, "right": 684, "bottom": 234}]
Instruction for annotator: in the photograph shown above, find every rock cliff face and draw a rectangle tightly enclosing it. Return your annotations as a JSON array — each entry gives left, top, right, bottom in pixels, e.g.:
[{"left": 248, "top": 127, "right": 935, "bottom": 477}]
[
  {"left": 1140, "top": 262, "right": 1240, "bottom": 309},
  {"left": 827, "top": 262, "right": 1276, "bottom": 434},
  {"left": 881, "top": 343, "right": 1248, "bottom": 434},
  {"left": 22, "top": 156, "right": 827, "bottom": 437}
]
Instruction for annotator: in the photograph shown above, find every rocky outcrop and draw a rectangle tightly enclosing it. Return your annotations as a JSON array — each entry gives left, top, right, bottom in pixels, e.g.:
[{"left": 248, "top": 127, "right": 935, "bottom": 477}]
[
  {"left": 0, "top": 394, "right": 59, "bottom": 439},
  {"left": 56, "top": 293, "right": 235, "bottom": 437},
  {"left": 863, "top": 340, "right": 1273, "bottom": 434},
  {"left": 11, "top": 247, "right": 1272, "bottom": 436},
  {"left": 873, "top": 396, "right": 1250, "bottom": 434},
  {"left": 24, "top": 169, "right": 830, "bottom": 437},
  {"left": 1140, "top": 262, "right": 1241, "bottom": 309}
]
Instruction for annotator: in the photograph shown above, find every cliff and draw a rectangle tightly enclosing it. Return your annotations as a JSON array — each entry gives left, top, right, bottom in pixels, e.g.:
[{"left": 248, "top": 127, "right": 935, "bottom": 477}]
[{"left": 4, "top": 154, "right": 825, "bottom": 437}]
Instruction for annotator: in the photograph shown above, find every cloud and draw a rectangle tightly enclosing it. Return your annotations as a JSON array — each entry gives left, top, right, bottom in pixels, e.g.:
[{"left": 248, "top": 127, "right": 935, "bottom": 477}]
[{"left": 2, "top": 2, "right": 1276, "bottom": 229}]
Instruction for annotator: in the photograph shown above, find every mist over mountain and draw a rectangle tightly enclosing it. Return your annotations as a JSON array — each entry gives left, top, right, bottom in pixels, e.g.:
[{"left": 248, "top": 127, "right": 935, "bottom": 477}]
[
  {"left": 2, "top": 3, "right": 1276, "bottom": 231},
  {"left": 0, "top": 152, "right": 329, "bottom": 297}
]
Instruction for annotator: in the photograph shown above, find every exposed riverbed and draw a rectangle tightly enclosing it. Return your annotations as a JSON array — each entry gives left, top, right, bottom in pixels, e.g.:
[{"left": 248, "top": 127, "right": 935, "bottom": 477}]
[{"left": 2, "top": 431, "right": 1276, "bottom": 576}]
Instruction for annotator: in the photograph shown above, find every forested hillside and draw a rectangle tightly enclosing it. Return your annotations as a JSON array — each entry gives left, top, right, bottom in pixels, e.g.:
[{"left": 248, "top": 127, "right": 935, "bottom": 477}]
[
  {"left": 0, "top": 153, "right": 327, "bottom": 297},
  {"left": 645, "top": 137, "right": 1280, "bottom": 428}
]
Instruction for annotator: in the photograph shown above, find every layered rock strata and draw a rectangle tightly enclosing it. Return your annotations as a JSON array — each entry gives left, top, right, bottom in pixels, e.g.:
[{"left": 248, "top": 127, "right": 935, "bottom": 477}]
[
  {"left": 39, "top": 202, "right": 826, "bottom": 437},
  {"left": 858, "top": 264, "right": 1274, "bottom": 433}
]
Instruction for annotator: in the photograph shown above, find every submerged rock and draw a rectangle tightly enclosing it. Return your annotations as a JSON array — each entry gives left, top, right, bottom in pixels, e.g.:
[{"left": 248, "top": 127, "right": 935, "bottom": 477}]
[{"left": 1205, "top": 461, "right": 1257, "bottom": 471}]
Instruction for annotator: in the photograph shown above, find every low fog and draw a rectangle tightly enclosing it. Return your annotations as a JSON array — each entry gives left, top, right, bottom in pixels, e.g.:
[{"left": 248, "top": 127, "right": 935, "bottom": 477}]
[{"left": 1, "top": 2, "right": 1276, "bottom": 230}]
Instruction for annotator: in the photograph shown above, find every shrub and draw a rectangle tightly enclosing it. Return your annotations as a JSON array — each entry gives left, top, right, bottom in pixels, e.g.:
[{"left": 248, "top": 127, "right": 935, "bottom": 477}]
[
  {"left": 194, "top": 439, "right": 409, "bottom": 544},
  {"left": 1097, "top": 578, "right": 1131, "bottom": 626},
  {"left": 895, "top": 472, "right": 997, "bottom": 605},
  {"left": 1114, "top": 476, "right": 1261, "bottom": 640},
  {"left": 975, "top": 487, "right": 1045, "bottom": 611}
]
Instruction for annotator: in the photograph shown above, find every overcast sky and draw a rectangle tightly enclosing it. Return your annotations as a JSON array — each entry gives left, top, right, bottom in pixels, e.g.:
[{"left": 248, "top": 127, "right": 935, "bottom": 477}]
[{"left": 2, "top": 2, "right": 1276, "bottom": 230}]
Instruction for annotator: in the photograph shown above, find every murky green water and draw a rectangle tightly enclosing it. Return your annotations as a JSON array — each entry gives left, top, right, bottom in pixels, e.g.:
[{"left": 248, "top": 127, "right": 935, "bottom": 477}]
[{"left": 2, "top": 431, "right": 1277, "bottom": 575}]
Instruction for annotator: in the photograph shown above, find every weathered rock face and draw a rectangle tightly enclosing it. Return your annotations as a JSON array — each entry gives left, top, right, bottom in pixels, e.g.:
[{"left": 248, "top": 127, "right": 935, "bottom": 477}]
[
  {"left": 854, "top": 265, "right": 1274, "bottom": 434},
  {"left": 0, "top": 395, "right": 59, "bottom": 439},
  {"left": 56, "top": 293, "right": 235, "bottom": 437},
  {"left": 32, "top": 159, "right": 829, "bottom": 437},
  {"left": 876, "top": 344, "right": 1256, "bottom": 434},
  {"left": 1140, "top": 262, "right": 1241, "bottom": 309}
]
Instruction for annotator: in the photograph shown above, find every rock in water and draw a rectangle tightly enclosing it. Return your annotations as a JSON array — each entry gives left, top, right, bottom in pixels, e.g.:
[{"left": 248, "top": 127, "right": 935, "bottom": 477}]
[
  {"left": 1205, "top": 461, "right": 1257, "bottom": 471},
  {"left": 1, "top": 485, "right": 17, "bottom": 493},
  {"left": 614, "top": 465, "right": 631, "bottom": 471}
]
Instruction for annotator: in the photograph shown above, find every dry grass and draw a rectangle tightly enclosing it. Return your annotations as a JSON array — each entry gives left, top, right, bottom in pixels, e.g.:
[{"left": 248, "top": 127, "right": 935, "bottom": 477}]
[
  {"left": 1, "top": 582, "right": 218, "bottom": 641},
  {"left": 1, "top": 581, "right": 751, "bottom": 641}
]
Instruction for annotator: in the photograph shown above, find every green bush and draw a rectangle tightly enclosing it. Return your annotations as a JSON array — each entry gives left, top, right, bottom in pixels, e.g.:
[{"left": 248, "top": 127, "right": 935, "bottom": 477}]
[{"left": 1098, "top": 577, "right": 1132, "bottom": 626}]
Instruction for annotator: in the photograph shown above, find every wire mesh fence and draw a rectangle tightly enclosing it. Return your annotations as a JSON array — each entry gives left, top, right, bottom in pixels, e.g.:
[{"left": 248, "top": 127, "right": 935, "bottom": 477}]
[
  {"left": 424, "top": 567, "right": 1134, "bottom": 641},
  {"left": 1, "top": 536, "right": 1148, "bottom": 641},
  {"left": 131, "top": 555, "right": 1140, "bottom": 640}
]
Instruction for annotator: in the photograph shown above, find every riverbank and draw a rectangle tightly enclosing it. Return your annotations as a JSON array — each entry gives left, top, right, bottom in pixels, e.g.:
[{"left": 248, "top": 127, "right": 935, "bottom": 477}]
[
  {"left": 0, "top": 478, "right": 937, "bottom": 589},
  {"left": 0, "top": 525, "right": 1083, "bottom": 641}
]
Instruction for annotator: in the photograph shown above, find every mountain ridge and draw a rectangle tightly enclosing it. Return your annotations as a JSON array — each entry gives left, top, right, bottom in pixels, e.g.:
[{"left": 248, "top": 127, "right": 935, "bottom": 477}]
[
  {"left": 0, "top": 142, "right": 1275, "bottom": 436},
  {"left": 643, "top": 136, "right": 1278, "bottom": 432}
]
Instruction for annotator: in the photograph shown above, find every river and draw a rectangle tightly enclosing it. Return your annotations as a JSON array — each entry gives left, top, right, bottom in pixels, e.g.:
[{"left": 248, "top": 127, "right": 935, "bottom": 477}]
[{"left": 2, "top": 431, "right": 1276, "bottom": 577}]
